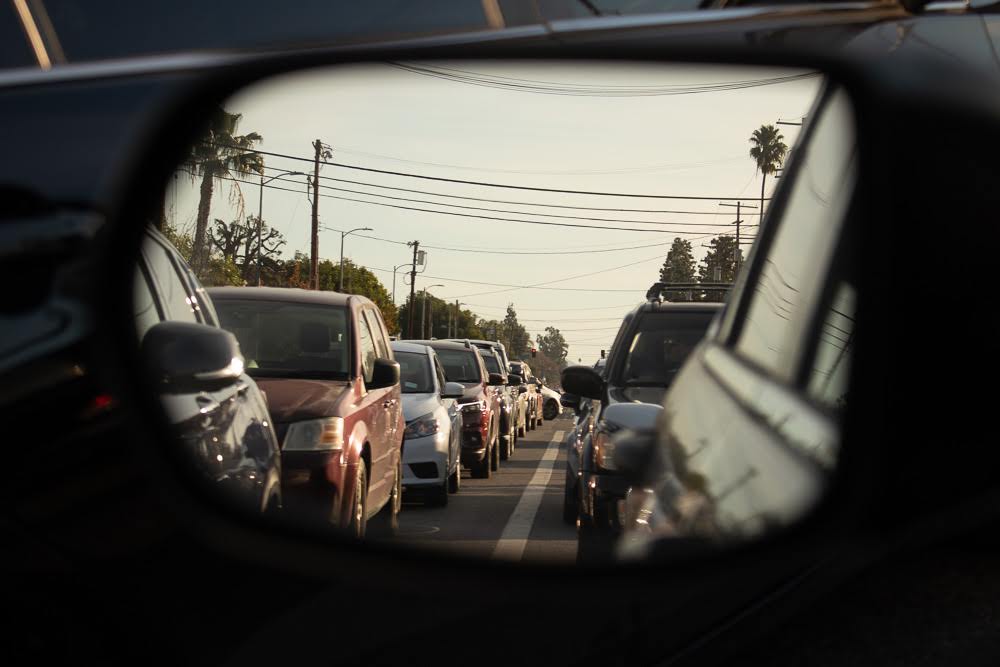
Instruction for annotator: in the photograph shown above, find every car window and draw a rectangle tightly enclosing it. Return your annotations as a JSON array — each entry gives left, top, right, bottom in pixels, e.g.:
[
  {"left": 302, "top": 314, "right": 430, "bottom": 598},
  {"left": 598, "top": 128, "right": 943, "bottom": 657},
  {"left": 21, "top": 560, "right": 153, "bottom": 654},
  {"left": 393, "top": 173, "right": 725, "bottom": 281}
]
[
  {"left": 133, "top": 267, "right": 162, "bottom": 341},
  {"left": 436, "top": 348, "right": 481, "bottom": 383},
  {"left": 213, "top": 299, "right": 350, "bottom": 379},
  {"left": 364, "top": 309, "right": 389, "bottom": 359},
  {"left": 479, "top": 349, "right": 502, "bottom": 375},
  {"left": 358, "top": 313, "right": 377, "bottom": 384},
  {"left": 142, "top": 237, "right": 199, "bottom": 324},
  {"left": 807, "top": 276, "right": 856, "bottom": 412},
  {"left": 433, "top": 355, "right": 448, "bottom": 391},
  {"left": 396, "top": 351, "right": 434, "bottom": 393},
  {"left": 732, "top": 88, "right": 856, "bottom": 381},
  {"left": 616, "top": 311, "right": 716, "bottom": 386}
]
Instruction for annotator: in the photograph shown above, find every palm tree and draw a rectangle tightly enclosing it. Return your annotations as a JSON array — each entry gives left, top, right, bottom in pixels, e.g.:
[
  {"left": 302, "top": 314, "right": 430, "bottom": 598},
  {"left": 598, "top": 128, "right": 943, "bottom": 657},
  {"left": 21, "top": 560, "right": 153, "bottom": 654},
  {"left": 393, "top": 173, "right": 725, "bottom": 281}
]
[
  {"left": 187, "top": 108, "right": 263, "bottom": 273},
  {"left": 748, "top": 124, "right": 788, "bottom": 226}
]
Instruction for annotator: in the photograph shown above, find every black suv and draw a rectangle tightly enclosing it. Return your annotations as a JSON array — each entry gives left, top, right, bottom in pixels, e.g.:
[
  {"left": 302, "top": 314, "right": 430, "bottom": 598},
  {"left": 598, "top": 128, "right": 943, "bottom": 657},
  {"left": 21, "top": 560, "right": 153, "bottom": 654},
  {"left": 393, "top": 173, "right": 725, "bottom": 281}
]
[{"left": 561, "top": 290, "right": 722, "bottom": 562}]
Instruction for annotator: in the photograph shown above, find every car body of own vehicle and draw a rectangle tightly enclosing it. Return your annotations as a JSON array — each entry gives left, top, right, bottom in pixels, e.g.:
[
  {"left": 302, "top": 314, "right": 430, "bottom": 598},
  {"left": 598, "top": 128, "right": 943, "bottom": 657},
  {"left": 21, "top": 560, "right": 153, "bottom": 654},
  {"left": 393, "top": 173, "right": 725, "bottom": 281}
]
[
  {"left": 391, "top": 341, "right": 465, "bottom": 506},
  {"left": 409, "top": 339, "right": 505, "bottom": 478},
  {"left": 134, "top": 228, "right": 282, "bottom": 514},
  {"left": 208, "top": 286, "right": 403, "bottom": 538},
  {"left": 508, "top": 360, "right": 542, "bottom": 430},
  {"left": 562, "top": 298, "right": 722, "bottom": 561},
  {"left": 451, "top": 338, "right": 524, "bottom": 452},
  {"left": 616, "top": 84, "right": 857, "bottom": 562}
]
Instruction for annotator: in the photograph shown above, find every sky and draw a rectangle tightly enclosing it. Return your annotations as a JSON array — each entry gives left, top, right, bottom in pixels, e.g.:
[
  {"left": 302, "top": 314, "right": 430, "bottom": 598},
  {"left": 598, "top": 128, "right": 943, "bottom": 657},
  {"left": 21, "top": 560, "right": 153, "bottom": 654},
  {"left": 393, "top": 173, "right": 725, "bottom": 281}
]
[{"left": 167, "top": 60, "right": 821, "bottom": 363}]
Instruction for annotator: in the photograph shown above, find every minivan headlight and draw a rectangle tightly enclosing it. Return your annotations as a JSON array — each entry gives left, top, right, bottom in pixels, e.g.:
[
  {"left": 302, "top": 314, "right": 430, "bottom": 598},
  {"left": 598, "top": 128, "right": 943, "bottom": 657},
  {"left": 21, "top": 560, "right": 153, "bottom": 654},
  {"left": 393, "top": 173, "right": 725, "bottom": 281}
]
[
  {"left": 404, "top": 413, "right": 440, "bottom": 439},
  {"left": 283, "top": 417, "right": 345, "bottom": 452}
]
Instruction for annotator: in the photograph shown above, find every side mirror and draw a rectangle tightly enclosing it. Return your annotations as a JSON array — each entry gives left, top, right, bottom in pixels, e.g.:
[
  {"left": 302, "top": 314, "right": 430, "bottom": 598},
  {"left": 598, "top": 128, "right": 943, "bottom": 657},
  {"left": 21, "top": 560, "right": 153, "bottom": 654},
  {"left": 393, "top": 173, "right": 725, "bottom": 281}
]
[
  {"left": 561, "top": 364, "right": 605, "bottom": 401},
  {"left": 560, "top": 393, "right": 581, "bottom": 411},
  {"left": 488, "top": 372, "right": 506, "bottom": 386},
  {"left": 507, "top": 373, "right": 523, "bottom": 386},
  {"left": 441, "top": 381, "right": 465, "bottom": 399},
  {"left": 142, "top": 321, "right": 244, "bottom": 393},
  {"left": 604, "top": 403, "right": 664, "bottom": 484},
  {"left": 518, "top": 386, "right": 528, "bottom": 394},
  {"left": 368, "top": 358, "right": 400, "bottom": 390}
]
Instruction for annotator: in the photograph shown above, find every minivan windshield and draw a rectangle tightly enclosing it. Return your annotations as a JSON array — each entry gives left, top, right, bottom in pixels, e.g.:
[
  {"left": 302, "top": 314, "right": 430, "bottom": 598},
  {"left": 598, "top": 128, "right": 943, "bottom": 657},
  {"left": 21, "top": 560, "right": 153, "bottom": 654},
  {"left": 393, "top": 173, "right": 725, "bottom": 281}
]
[
  {"left": 479, "top": 350, "right": 502, "bottom": 375},
  {"left": 214, "top": 299, "right": 351, "bottom": 379},
  {"left": 615, "top": 311, "right": 716, "bottom": 386}
]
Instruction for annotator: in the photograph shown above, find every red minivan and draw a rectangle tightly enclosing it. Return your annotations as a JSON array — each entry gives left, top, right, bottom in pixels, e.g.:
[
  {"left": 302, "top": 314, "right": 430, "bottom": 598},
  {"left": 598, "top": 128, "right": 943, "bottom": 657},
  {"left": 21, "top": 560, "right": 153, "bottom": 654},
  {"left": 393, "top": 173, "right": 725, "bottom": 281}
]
[{"left": 209, "top": 287, "right": 403, "bottom": 538}]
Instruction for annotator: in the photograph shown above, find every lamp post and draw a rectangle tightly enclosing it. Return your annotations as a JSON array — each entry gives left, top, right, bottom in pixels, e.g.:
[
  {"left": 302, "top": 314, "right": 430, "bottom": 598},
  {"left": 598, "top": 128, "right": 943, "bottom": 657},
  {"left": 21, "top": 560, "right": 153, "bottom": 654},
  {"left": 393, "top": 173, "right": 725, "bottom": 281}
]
[
  {"left": 422, "top": 284, "right": 443, "bottom": 339},
  {"left": 339, "top": 227, "right": 373, "bottom": 292},
  {"left": 449, "top": 300, "right": 464, "bottom": 337},
  {"left": 257, "top": 169, "right": 305, "bottom": 286},
  {"left": 391, "top": 262, "right": 411, "bottom": 305}
]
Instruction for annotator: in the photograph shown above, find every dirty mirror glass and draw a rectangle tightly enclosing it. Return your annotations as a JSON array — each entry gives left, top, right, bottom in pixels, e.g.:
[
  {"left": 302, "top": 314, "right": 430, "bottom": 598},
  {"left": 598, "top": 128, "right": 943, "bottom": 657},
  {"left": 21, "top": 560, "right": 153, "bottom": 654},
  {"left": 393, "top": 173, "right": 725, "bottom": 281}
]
[{"left": 137, "top": 61, "right": 855, "bottom": 565}]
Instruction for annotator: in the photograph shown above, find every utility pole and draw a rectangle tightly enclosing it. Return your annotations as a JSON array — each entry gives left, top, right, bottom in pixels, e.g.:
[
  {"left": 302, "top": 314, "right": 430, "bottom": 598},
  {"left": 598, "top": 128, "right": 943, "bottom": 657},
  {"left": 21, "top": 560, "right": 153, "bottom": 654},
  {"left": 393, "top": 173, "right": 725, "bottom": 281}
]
[
  {"left": 309, "top": 139, "right": 322, "bottom": 290},
  {"left": 720, "top": 201, "right": 757, "bottom": 274},
  {"left": 406, "top": 241, "right": 419, "bottom": 338},
  {"left": 422, "top": 284, "right": 444, "bottom": 340}
]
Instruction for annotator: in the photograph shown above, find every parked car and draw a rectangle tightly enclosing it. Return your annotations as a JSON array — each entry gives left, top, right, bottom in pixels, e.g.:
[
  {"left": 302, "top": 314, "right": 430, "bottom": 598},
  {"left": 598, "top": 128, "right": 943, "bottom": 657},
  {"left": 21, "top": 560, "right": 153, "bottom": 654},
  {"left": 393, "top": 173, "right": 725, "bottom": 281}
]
[
  {"left": 562, "top": 296, "right": 723, "bottom": 562},
  {"left": 509, "top": 360, "right": 541, "bottom": 430},
  {"left": 538, "top": 381, "right": 563, "bottom": 421},
  {"left": 560, "top": 358, "right": 607, "bottom": 525},
  {"left": 615, "top": 84, "right": 858, "bottom": 562},
  {"left": 391, "top": 341, "right": 465, "bottom": 506},
  {"left": 451, "top": 338, "right": 523, "bottom": 456},
  {"left": 208, "top": 287, "right": 403, "bottom": 538},
  {"left": 136, "top": 228, "right": 282, "bottom": 515},
  {"left": 410, "top": 339, "right": 505, "bottom": 478}
]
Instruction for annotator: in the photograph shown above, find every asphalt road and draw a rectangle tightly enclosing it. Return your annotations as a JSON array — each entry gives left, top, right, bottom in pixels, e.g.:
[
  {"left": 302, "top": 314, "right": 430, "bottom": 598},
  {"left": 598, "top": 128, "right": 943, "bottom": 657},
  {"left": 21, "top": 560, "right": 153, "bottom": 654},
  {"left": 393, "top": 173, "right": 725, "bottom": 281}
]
[{"left": 396, "top": 412, "right": 578, "bottom": 563}]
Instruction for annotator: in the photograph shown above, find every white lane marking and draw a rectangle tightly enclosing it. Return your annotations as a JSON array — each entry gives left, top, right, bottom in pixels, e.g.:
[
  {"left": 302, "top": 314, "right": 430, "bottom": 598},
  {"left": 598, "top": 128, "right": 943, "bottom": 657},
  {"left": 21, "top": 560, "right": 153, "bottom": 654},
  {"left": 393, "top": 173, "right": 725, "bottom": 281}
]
[{"left": 491, "top": 430, "right": 564, "bottom": 561}]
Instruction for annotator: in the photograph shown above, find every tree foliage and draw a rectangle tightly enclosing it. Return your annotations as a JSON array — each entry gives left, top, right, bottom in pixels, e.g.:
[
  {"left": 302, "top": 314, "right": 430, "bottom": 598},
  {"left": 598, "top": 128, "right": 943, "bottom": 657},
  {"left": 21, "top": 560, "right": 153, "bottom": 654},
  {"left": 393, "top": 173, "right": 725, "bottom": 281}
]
[
  {"left": 659, "top": 237, "right": 697, "bottom": 301},
  {"left": 698, "top": 236, "right": 742, "bottom": 302},
  {"left": 209, "top": 215, "right": 286, "bottom": 284},
  {"left": 501, "top": 305, "right": 531, "bottom": 357},
  {"left": 749, "top": 123, "right": 788, "bottom": 224},
  {"left": 536, "top": 326, "right": 568, "bottom": 367}
]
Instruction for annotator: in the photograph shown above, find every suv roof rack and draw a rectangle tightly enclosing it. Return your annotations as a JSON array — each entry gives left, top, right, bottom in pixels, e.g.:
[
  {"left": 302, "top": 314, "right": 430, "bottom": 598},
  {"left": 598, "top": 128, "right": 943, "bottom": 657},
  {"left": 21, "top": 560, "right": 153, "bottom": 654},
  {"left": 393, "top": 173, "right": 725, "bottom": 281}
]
[{"left": 645, "top": 281, "right": 733, "bottom": 303}]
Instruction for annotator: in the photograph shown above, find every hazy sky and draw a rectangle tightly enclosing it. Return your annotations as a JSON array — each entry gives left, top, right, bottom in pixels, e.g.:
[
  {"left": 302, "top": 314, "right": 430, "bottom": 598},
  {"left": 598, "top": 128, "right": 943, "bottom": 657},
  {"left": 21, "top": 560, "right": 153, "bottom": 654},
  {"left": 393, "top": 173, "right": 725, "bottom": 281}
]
[{"left": 168, "top": 60, "right": 820, "bottom": 363}]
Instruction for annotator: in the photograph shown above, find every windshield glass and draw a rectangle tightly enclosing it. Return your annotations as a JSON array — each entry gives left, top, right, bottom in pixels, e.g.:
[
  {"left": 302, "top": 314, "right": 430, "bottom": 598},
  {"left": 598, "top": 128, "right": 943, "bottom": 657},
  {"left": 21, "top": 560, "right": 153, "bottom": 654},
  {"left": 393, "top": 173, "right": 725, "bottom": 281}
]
[
  {"left": 396, "top": 351, "right": 434, "bottom": 393},
  {"left": 479, "top": 350, "right": 501, "bottom": 375},
  {"left": 436, "top": 348, "right": 481, "bottom": 383},
  {"left": 214, "top": 299, "right": 350, "bottom": 379},
  {"left": 616, "top": 311, "right": 715, "bottom": 386}
]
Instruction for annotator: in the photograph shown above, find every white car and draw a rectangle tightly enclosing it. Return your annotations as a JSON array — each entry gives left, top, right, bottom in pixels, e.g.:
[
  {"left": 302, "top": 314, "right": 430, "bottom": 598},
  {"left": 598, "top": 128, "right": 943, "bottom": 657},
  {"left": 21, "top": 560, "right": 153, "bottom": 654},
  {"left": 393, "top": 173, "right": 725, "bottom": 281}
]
[
  {"left": 391, "top": 341, "right": 466, "bottom": 506},
  {"left": 538, "top": 383, "right": 563, "bottom": 421}
]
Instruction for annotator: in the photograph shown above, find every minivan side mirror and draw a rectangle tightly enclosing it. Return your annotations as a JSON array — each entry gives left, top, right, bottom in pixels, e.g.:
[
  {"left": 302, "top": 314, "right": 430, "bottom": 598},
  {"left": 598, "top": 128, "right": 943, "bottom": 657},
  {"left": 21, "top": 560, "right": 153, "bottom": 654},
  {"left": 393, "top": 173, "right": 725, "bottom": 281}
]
[
  {"left": 561, "top": 365, "right": 604, "bottom": 401},
  {"left": 508, "top": 373, "right": 523, "bottom": 386},
  {"left": 368, "top": 358, "right": 400, "bottom": 390},
  {"left": 488, "top": 372, "right": 506, "bottom": 386},
  {"left": 142, "top": 321, "right": 244, "bottom": 393},
  {"left": 560, "top": 393, "right": 581, "bottom": 411}
]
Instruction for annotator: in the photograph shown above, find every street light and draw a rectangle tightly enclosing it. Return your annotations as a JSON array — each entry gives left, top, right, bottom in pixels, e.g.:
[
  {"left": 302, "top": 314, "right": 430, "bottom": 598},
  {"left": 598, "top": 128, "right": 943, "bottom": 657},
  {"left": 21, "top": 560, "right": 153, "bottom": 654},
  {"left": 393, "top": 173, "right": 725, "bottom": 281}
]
[
  {"left": 422, "top": 284, "right": 444, "bottom": 339},
  {"left": 391, "top": 262, "right": 411, "bottom": 305},
  {"left": 339, "top": 227, "right": 373, "bottom": 292},
  {"left": 257, "top": 169, "right": 305, "bottom": 286},
  {"left": 449, "top": 300, "right": 465, "bottom": 338}
]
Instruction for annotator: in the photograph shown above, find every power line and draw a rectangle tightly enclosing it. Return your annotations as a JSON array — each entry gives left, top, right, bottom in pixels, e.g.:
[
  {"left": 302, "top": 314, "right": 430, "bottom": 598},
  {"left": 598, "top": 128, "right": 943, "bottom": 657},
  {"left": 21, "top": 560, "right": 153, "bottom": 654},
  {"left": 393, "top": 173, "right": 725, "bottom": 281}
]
[
  {"left": 461, "top": 302, "right": 637, "bottom": 312},
  {"left": 211, "top": 142, "right": 770, "bottom": 201}
]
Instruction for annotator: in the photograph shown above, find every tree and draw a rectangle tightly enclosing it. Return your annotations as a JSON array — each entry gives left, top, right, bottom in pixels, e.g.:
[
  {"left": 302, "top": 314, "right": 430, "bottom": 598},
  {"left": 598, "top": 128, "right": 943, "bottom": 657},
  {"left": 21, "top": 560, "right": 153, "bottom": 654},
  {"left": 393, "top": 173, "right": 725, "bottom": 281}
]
[
  {"left": 749, "top": 124, "right": 788, "bottom": 224},
  {"left": 210, "top": 216, "right": 286, "bottom": 285},
  {"left": 536, "top": 326, "right": 568, "bottom": 367},
  {"left": 186, "top": 108, "right": 263, "bottom": 275},
  {"left": 160, "top": 221, "right": 243, "bottom": 287},
  {"left": 698, "top": 236, "right": 742, "bottom": 302},
  {"left": 500, "top": 305, "right": 531, "bottom": 357},
  {"left": 659, "top": 237, "right": 697, "bottom": 301}
]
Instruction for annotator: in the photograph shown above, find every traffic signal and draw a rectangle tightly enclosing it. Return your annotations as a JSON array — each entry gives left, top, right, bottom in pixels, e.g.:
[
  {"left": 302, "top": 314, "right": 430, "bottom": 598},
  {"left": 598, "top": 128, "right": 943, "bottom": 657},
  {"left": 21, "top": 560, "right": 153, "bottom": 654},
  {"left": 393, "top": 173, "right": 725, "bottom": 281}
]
[{"left": 530, "top": 347, "right": 537, "bottom": 358}]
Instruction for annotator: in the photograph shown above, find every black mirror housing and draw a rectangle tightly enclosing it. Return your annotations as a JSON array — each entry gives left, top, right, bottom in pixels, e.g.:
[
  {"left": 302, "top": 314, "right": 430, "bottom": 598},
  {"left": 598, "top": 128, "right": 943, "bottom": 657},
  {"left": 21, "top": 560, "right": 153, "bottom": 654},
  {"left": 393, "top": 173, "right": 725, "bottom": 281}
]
[
  {"left": 508, "top": 373, "right": 523, "bottom": 385},
  {"left": 142, "top": 321, "right": 244, "bottom": 394},
  {"left": 560, "top": 393, "right": 581, "bottom": 410},
  {"left": 561, "top": 364, "right": 604, "bottom": 401},
  {"left": 488, "top": 372, "right": 506, "bottom": 386},
  {"left": 369, "top": 358, "right": 400, "bottom": 389}
]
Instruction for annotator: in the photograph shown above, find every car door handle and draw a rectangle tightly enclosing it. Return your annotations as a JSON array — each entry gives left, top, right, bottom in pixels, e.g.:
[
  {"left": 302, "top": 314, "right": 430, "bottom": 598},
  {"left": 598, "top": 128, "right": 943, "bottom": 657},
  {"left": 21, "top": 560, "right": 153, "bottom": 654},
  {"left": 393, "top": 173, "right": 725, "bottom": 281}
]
[{"left": 383, "top": 399, "right": 396, "bottom": 408}]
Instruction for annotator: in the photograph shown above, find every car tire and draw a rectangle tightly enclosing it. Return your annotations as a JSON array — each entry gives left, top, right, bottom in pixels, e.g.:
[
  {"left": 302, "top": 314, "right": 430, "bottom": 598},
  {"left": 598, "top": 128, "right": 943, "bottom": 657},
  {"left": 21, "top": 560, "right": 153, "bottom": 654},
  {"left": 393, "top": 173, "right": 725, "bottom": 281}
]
[
  {"left": 518, "top": 421, "right": 526, "bottom": 437},
  {"left": 346, "top": 462, "right": 368, "bottom": 539},
  {"left": 544, "top": 400, "right": 558, "bottom": 421},
  {"left": 562, "top": 468, "right": 578, "bottom": 525},
  {"left": 499, "top": 434, "right": 510, "bottom": 461},
  {"left": 472, "top": 447, "right": 491, "bottom": 479},
  {"left": 491, "top": 432, "right": 500, "bottom": 471},
  {"left": 369, "top": 458, "right": 401, "bottom": 538},
  {"left": 448, "top": 462, "right": 461, "bottom": 493}
]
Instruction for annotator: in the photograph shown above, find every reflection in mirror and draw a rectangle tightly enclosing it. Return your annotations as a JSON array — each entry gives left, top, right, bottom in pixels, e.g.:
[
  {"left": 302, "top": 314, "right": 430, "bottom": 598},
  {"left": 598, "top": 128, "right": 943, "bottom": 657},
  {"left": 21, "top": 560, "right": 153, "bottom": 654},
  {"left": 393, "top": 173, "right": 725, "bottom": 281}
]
[{"left": 140, "top": 60, "right": 856, "bottom": 566}]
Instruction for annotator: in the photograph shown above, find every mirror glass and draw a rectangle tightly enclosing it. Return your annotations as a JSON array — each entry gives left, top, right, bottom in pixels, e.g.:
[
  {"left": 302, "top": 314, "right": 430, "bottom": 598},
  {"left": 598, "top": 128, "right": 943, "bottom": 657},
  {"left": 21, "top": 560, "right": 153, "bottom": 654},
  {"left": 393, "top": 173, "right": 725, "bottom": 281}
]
[{"left": 138, "top": 60, "right": 855, "bottom": 565}]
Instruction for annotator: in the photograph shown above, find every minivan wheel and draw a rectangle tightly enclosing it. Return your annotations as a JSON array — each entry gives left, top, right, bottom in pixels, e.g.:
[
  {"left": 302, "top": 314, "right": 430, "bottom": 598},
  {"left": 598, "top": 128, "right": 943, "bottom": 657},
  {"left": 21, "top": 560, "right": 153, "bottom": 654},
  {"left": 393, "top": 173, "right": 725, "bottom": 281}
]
[
  {"left": 472, "top": 449, "right": 491, "bottom": 479},
  {"left": 346, "top": 463, "right": 368, "bottom": 539},
  {"left": 544, "top": 400, "right": 558, "bottom": 421},
  {"left": 430, "top": 475, "right": 449, "bottom": 507},
  {"left": 562, "top": 468, "right": 578, "bottom": 525},
  {"left": 491, "top": 433, "right": 500, "bottom": 471},
  {"left": 370, "top": 458, "right": 401, "bottom": 538},
  {"left": 448, "top": 462, "right": 461, "bottom": 493},
  {"left": 499, "top": 434, "right": 510, "bottom": 461}
]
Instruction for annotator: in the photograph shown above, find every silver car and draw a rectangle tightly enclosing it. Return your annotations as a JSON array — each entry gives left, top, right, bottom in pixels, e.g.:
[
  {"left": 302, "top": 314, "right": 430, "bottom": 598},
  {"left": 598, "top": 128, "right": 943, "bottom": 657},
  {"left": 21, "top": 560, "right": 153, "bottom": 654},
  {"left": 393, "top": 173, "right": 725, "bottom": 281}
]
[{"left": 392, "top": 341, "right": 465, "bottom": 506}]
